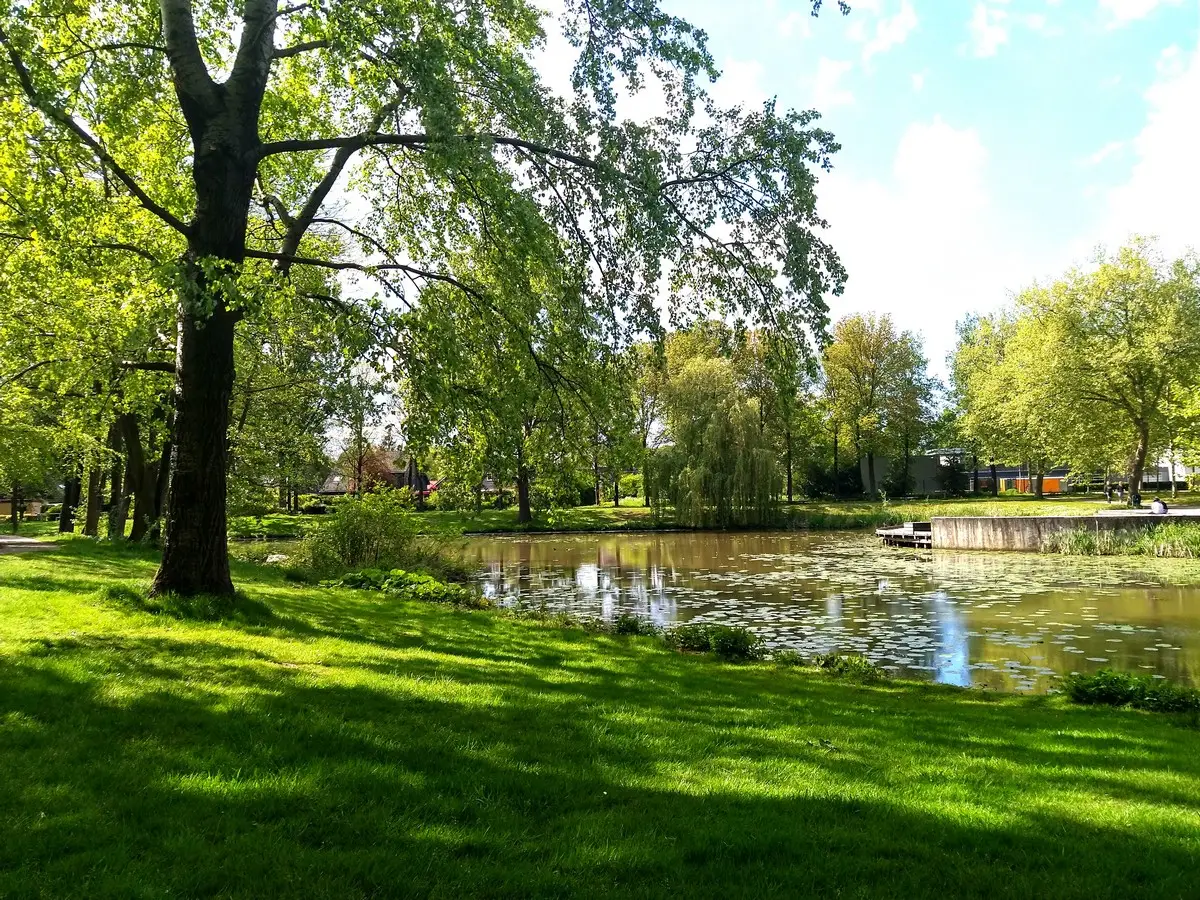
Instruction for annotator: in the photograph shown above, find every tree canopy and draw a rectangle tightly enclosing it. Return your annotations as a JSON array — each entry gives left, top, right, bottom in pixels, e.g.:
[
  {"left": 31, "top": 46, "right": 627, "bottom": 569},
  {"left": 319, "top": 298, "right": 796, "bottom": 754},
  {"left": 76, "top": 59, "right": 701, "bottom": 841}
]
[{"left": 0, "top": 0, "right": 847, "bottom": 593}]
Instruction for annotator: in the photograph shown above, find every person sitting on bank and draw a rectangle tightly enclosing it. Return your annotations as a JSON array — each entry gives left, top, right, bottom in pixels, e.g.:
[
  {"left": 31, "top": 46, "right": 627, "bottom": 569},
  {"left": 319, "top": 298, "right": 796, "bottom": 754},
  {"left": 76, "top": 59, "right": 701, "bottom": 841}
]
[{"left": 1151, "top": 497, "right": 1169, "bottom": 515}]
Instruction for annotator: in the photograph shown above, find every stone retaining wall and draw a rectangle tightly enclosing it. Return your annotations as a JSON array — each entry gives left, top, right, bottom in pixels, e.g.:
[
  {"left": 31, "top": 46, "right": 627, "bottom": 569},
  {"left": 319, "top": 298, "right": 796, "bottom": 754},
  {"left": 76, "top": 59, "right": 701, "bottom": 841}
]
[{"left": 930, "top": 516, "right": 1165, "bottom": 552}]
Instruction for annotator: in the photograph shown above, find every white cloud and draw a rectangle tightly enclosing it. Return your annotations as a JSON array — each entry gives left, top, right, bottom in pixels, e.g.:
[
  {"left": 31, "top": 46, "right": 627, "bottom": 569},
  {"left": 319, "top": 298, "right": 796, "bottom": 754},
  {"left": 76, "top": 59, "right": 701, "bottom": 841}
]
[
  {"left": 968, "top": 2, "right": 1009, "bottom": 57},
  {"left": 1100, "top": 0, "right": 1183, "bottom": 27},
  {"left": 779, "top": 10, "right": 813, "bottom": 39},
  {"left": 810, "top": 58, "right": 855, "bottom": 110},
  {"left": 862, "top": 1, "right": 919, "bottom": 63},
  {"left": 821, "top": 118, "right": 1026, "bottom": 374},
  {"left": 1089, "top": 38, "right": 1200, "bottom": 256},
  {"left": 911, "top": 71, "right": 926, "bottom": 91},
  {"left": 1083, "top": 140, "right": 1127, "bottom": 165},
  {"left": 711, "top": 58, "right": 769, "bottom": 110}
]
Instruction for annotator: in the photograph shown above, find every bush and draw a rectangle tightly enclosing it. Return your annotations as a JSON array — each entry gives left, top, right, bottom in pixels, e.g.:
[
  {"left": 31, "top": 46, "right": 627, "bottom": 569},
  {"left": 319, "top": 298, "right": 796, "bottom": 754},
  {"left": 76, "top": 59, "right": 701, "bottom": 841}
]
[
  {"left": 1062, "top": 669, "right": 1200, "bottom": 713},
  {"left": 813, "top": 653, "right": 887, "bottom": 682},
  {"left": 619, "top": 473, "right": 644, "bottom": 500},
  {"left": 772, "top": 649, "right": 807, "bottom": 667},
  {"left": 325, "top": 568, "right": 487, "bottom": 608},
  {"left": 663, "top": 623, "right": 764, "bottom": 661},
  {"left": 611, "top": 613, "right": 658, "bottom": 636},
  {"left": 297, "top": 490, "right": 418, "bottom": 574}
]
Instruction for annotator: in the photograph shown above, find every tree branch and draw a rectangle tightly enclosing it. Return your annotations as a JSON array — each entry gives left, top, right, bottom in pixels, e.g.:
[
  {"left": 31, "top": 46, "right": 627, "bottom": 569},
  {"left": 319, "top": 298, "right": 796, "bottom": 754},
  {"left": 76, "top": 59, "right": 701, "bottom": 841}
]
[
  {"left": 120, "top": 361, "right": 177, "bottom": 374},
  {"left": 158, "top": 0, "right": 220, "bottom": 130},
  {"left": 255, "top": 132, "right": 603, "bottom": 173},
  {"left": 273, "top": 39, "right": 328, "bottom": 59},
  {"left": 0, "top": 359, "right": 61, "bottom": 389},
  {"left": 0, "top": 24, "right": 189, "bottom": 234}
]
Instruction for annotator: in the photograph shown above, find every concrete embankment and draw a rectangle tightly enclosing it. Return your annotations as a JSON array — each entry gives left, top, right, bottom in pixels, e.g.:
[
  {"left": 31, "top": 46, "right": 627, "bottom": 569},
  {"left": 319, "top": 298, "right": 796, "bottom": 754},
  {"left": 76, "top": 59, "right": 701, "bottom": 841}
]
[{"left": 931, "top": 513, "right": 1200, "bottom": 551}]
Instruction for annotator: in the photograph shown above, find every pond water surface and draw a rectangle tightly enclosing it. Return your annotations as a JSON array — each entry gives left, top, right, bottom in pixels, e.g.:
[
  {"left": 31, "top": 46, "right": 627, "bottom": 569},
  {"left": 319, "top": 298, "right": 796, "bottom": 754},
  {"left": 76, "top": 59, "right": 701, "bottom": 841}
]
[{"left": 465, "top": 531, "right": 1200, "bottom": 692}]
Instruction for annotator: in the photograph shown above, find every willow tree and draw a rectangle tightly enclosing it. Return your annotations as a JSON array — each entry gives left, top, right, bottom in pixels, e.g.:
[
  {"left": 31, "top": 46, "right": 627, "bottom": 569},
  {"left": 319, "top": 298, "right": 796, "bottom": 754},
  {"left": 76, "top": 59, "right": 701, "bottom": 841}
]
[{"left": 1, "top": 0, "right": 846, "bottom": 595}]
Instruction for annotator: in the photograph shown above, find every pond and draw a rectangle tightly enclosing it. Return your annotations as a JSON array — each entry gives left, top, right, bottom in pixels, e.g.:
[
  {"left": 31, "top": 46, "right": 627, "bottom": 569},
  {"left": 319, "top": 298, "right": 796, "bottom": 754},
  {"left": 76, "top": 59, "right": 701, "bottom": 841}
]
[{"left": 464, "top": 530, "right": 1200, "bottom": 692}]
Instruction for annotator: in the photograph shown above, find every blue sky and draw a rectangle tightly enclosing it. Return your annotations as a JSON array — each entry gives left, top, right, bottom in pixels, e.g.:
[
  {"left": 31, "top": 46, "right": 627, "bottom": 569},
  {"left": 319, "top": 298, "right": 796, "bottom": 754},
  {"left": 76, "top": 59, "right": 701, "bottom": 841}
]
[{"left": 547, "top": 0, "right": 1200, "bottom": 375}]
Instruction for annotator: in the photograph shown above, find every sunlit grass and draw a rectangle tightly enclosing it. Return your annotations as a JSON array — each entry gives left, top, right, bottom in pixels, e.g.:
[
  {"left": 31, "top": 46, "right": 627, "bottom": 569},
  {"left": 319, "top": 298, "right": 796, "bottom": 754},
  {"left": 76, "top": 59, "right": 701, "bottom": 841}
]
[{"left": 1, "top": 540, "right": 1198, "bottom": 897}]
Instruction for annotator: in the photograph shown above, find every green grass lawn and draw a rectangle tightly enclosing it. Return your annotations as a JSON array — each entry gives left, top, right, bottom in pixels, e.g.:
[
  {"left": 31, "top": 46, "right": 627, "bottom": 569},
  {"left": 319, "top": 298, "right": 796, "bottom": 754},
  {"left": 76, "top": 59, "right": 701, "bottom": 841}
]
[
  {"left": 419, "top": 494, "right": 1179, "bottom": 534},
  {"left": 1, "top": 541, "right": 1199, "bottom": 898}
]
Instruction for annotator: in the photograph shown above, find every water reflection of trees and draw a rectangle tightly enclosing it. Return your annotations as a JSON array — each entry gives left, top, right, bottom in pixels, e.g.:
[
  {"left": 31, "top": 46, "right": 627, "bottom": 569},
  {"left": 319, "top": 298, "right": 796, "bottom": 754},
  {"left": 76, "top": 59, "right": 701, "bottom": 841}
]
[{"left": 468, "top": 533, "right": 1200, "bottom": 690}]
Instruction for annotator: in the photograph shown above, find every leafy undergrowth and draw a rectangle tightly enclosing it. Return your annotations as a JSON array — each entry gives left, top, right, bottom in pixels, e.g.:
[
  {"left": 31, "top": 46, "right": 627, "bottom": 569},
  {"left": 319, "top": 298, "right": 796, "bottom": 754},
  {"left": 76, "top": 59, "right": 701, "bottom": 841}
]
[
  {"left": 2, "top": 541, "right": 1200, "bottom": 899},
  {"left": 1063, "top": 669, "right": 1200, "bottom": 713}
]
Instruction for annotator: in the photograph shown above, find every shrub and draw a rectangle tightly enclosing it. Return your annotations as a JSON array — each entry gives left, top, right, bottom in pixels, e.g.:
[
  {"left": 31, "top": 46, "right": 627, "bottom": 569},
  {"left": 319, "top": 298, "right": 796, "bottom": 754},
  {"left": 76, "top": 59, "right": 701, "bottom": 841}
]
[
  {"left": 813, "top": 653, "right": 887, "bottom": 682},
  {"left": 708, "top": 625, "right": 766, "bottom": 661},
  {"left": 618, "top": 473, "right": 644, "bottom": 500},
  {"left": 297, "top": 490, "right": 417, "bottom": 574},
  {"left": 1062, "top": 669, "right": 1200, "bottom": 713},
  {"left": 663, "top": 623, "right": 764, "bottom": 661},
  {"left": 772, "top": 649, "right": 807, "bottom": 667},
  {"left": 664, "top": 622, "right": 714, "bottom": 653},
  {"left": 611, "top": 613, "right": 658, "bottom": 636},
  {"left": 325, "top": 568, "right": 487, "bottom": 609}
]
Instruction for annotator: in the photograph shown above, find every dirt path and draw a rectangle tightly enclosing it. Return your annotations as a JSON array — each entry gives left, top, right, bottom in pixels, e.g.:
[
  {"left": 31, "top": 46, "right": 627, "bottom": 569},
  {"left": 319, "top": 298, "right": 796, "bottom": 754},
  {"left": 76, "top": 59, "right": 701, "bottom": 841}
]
[{"left": 0, "top": 535, "right": 54, "bottom": 554}]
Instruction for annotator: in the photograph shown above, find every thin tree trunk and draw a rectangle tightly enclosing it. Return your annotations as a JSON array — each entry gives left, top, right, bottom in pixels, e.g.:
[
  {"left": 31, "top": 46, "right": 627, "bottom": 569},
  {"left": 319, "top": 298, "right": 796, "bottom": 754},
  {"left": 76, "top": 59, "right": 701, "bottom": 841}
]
[
  {"left": 9, "top": 483, "right": 19, "bottom": 534},
  {"left": 107, "top": 423, "right": 127, "bottom": 540},
  {"left": 785, "top": 427, "right": 794, "bottom": 504},
  {"left": 867, "top": 451, "right": 877, "bottom": 498},
  {"left": 84, "top": 465, "right": 102, "bottom": 537},
  {"left": 990, "top": 460, "right": 999, "bottom": 497},
  {"left": 613, "top": 474, "right": 620, "bottom": 508},
  {"left": 59, "top": 468, "right": 81, "bottom": 533},
  {"left": 972, "top": 453, "right": 979, "bottom": 496},
  {"left": 1130, "top": 421, "right": 1150, "bottom": 507},
  {"left": 832, "top": 424, "right": 839, "bottom": 499},
  {"left": 901, "top": 431, "right": 910, "bottom": 496}
]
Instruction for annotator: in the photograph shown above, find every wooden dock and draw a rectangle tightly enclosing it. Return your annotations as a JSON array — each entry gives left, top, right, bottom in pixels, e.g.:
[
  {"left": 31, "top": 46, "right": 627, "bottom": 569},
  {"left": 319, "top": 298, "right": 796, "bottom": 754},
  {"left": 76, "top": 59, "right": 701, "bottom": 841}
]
[{"left": 876, "top": 521, "right": 933, "bottom": 549}]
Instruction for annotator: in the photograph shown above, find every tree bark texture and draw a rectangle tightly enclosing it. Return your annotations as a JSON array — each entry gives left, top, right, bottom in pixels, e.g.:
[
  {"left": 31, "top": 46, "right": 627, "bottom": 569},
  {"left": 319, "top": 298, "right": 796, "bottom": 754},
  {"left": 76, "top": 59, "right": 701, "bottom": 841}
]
[
  {"left": 152, "top": 0, "right": 277, "bottom": 595},
  {"left": 1130, "top": 421, "right": 1150, "bottom": 507},
  {"left": 990, "top": 461, "right": 999, "bottom": 497},
  {"left": 59, "top": 469, "right": 81, "bottom": 533},
  {"left": 84, "top": 465, "right": 102, "bottom": 537}
]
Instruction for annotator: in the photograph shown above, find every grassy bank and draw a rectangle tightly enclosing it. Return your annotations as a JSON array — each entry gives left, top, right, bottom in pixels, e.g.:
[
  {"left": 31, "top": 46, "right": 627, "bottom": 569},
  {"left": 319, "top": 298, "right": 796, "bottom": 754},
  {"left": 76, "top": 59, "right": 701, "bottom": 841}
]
[
  {"left": 427, "top": 494, "right": 1119, "bottom": 534},
  {"left": 2, "top": 542, "right": 1199, "bottom": 898},
  {"left": 1044, "top": 520, "right": 1200, "bottom": 558}
]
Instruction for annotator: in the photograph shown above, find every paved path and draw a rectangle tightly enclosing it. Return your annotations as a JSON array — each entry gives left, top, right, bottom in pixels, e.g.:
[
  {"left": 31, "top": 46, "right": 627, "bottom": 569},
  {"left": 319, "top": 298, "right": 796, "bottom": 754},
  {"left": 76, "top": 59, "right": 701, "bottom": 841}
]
[{"left": 0, "top": 535, "right": 54, "bottom": 554}]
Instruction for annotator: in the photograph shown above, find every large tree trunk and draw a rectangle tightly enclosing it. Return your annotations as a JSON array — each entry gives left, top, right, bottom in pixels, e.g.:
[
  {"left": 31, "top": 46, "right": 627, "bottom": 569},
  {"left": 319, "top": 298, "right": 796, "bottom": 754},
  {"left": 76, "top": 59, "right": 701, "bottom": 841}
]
[
  {"left": 152, "top": 1, "right": 276, "bottom": 596},
  {"left": 1033, "top": 471, "right": 1045, "bottom": 499},
  {"left": 516, "top": 449, "right": 532, "bottom": 526},
  {"left": 1130, "top": 420, "right": 1150, "bottom": 507},
  {"left": 990, "top": 460, "right": 999, "bottom": 497},
  {"left": 83, "top": 465, "right": 102, "bottom": 537},
  {"left": 152, "top": 310, "right": 237, "bottom": 594}
]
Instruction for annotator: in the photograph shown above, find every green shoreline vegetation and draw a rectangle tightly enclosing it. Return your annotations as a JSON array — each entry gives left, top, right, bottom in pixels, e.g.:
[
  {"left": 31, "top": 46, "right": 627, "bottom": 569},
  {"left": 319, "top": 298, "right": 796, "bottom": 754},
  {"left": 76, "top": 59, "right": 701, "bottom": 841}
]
[{"left": 2, "top": 539, "right": 1200, "bottom": 898}]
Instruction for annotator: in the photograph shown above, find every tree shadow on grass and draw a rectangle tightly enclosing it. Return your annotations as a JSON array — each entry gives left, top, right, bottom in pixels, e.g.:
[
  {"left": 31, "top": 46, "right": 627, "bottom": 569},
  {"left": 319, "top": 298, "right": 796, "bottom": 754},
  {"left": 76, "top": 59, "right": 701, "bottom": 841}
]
[{"left": 1, "top": 630, "right": 1198, "bottom": 899}]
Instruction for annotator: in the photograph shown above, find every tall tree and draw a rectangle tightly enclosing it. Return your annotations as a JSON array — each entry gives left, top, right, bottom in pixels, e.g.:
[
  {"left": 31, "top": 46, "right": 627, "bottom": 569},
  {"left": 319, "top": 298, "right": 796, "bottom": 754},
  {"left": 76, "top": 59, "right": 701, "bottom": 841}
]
[
  {"left": 1, "top": 0, "right": 847, "bottom": 595},
  {"left": 822, "top": 314, "right": 929, "bottom": 497},
  {"left": 1012, "top": 239, "right": 1200, "bottom": 502}
]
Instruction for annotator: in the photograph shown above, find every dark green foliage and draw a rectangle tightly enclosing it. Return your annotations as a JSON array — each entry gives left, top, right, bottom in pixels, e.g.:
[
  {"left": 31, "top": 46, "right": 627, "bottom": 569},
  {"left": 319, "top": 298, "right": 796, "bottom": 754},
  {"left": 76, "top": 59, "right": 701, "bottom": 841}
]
[
  {"left": 664, "top": 623, "right": 765, "bottom": 661},
  {"left": 1062, "top": 669, "right": 1200, "bottom": 713},
  {"left": 324, "top": 569, "right": 485, "bottom": 609},
  {"left": 612, "top": 613, "right": 659, "bottom": 636},
  {"left": 814, "top": 653, "right": 887, "bottom": 682},
  {"left": 772, "top": 649, "right": 808, "bottom": 667}
]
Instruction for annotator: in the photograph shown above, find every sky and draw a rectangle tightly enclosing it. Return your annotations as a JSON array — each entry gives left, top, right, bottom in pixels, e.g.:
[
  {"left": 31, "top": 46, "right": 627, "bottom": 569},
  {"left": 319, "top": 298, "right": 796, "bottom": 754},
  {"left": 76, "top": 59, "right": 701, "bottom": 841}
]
[{"left": 541, "top": 0, "right": 1200, "bottom": 377}]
